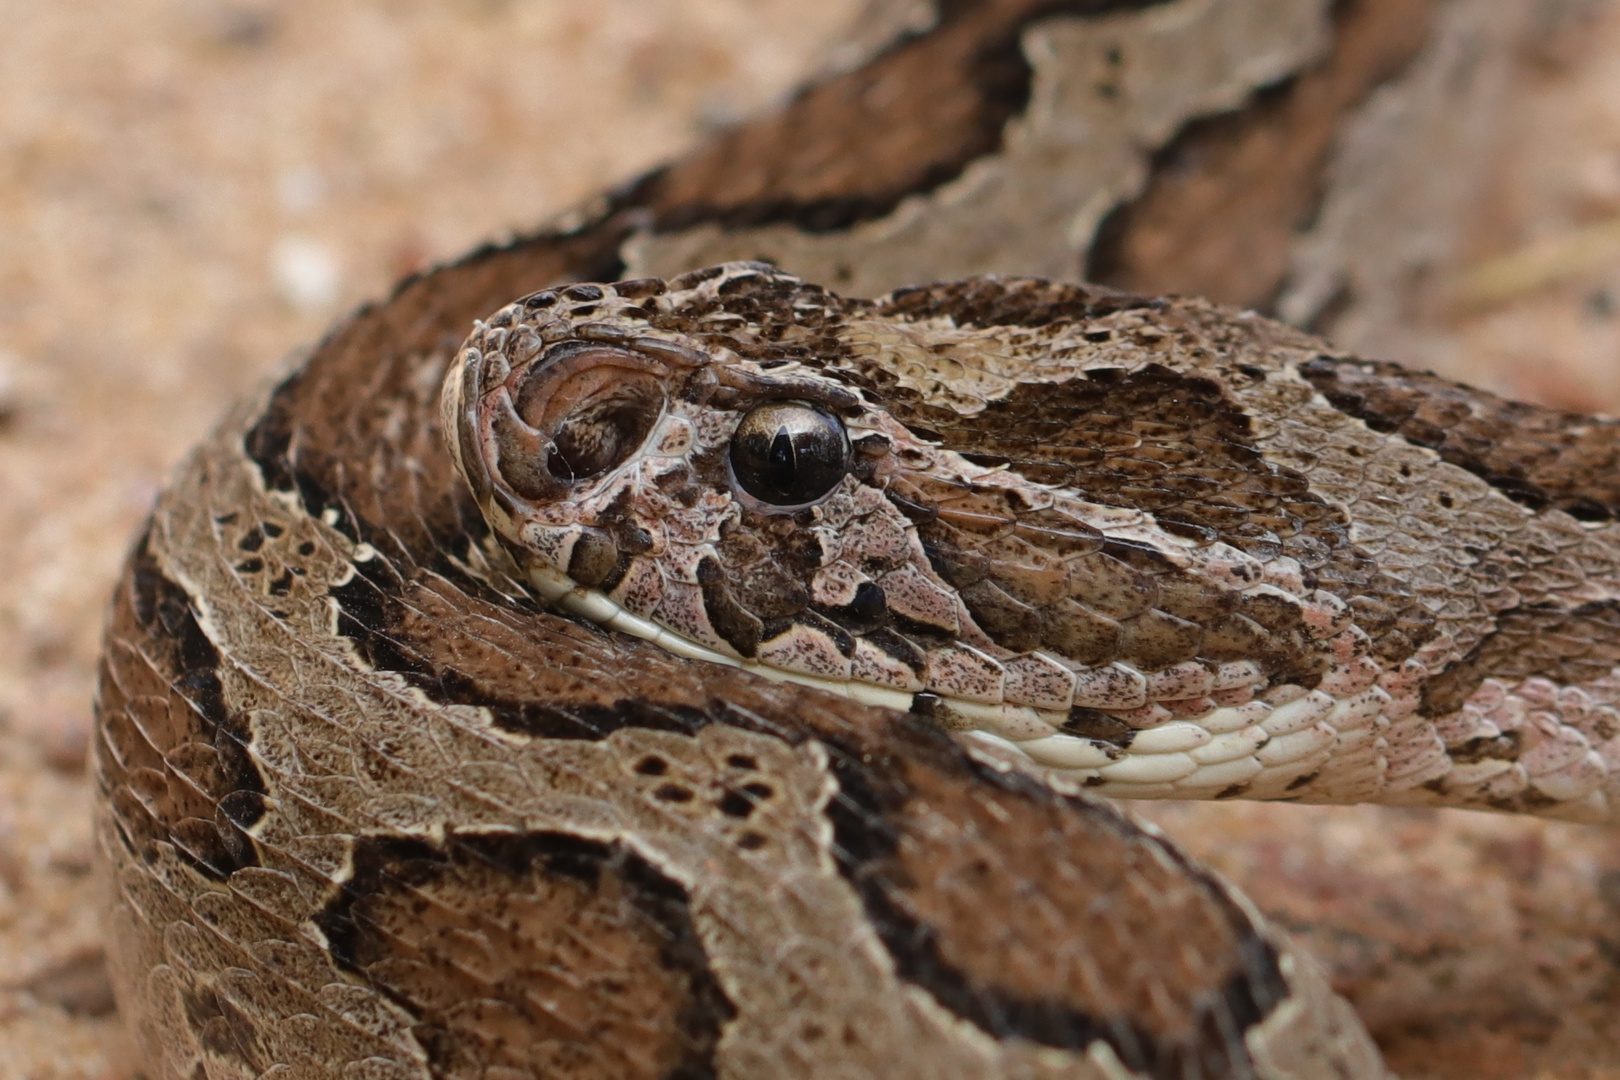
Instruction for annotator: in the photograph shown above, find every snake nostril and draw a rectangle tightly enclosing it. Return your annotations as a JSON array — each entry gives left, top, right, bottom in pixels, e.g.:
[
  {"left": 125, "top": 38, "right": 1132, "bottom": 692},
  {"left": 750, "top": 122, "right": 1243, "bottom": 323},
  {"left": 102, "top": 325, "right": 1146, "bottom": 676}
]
[
  {"left": 546, "top": 386, "right": 662, "bottom": 482},
  {"left": 509, "top": 347, "right": 667, "bottom": 487},
  {"left": 550, "top": 399, "right": 657, "bottom": 479}
]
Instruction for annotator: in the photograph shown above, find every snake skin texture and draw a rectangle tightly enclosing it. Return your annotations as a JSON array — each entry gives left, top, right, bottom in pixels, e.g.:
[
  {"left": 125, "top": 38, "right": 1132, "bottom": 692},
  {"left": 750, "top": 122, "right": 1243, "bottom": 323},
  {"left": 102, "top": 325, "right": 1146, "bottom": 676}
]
[
  {"left": 95, "top": 257, "right": 1620, "bottom": 1079},
  {"left": 88, "top": 1, "right": 1620, "bottom": 1077}
]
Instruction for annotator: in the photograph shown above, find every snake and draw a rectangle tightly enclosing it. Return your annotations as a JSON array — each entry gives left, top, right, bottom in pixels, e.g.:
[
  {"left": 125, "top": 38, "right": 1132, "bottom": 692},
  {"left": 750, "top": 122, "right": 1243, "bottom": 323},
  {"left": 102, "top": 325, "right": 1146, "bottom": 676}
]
[{"left": 89, "top": 2, "right": 1620, "bottom": 1079}]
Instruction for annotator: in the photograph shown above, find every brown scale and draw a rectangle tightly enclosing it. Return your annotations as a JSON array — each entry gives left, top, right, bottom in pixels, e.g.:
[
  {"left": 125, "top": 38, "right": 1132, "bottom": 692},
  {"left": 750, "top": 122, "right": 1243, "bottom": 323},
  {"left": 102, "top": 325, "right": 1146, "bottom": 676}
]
[
  {"left": 853, "top": 374, "right": 1354, "bottom": 681},
  {"left": 828, "top": 721, "right": 1287, "bottom": 1075},
  {"left": 1301, "top": 356, "right": 1620, "bottom": 523},
  {"left": 97, "top": 532, "right": 266, "bottom": 882},
  {"left": 1420, "top": 600, "right": 1620, "bottom": 719},
  {"left": 318, "top": 832, "right": 733, "bottom": 1080}
]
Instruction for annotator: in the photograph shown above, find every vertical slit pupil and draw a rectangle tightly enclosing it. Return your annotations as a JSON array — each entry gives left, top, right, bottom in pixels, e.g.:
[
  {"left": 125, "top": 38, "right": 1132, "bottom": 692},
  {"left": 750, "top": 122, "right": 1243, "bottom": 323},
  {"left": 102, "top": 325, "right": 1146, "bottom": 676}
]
[
  {"left": 730, "top": 400, "right": 851, "bottom": 506},
  {"left": 768, "top": 427, "right": 797, "bottom": 490}
]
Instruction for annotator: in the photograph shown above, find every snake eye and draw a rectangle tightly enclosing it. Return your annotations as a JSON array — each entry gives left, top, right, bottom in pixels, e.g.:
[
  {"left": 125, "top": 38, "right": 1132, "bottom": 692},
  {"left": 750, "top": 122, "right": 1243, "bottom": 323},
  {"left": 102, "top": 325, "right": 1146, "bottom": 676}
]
[{"left": 729, "top": 401, "right": 851, "bottom": 507}]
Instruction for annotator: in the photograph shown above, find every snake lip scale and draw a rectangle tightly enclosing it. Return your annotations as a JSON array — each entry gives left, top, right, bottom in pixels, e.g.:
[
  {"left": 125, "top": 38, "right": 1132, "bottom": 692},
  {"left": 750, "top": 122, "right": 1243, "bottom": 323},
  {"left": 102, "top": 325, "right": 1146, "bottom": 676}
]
[{"left": 94, "top": 250, "right": 1620, "bottom": 1079}]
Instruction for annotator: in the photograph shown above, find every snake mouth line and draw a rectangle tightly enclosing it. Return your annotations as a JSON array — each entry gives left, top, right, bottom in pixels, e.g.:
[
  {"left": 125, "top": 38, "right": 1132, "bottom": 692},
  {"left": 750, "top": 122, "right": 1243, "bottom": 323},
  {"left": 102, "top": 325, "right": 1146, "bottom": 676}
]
[{"left": 524, "top": 563, "right": 1349, "bottom": 802}]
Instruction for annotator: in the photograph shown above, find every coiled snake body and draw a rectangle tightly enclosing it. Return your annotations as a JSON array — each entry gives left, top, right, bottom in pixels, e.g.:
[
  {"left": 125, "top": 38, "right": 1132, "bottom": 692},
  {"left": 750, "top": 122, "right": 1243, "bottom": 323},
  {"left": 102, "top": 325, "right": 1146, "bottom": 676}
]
[{"left": 92, "top": 7, "right": 1620, "bottom": 1080}]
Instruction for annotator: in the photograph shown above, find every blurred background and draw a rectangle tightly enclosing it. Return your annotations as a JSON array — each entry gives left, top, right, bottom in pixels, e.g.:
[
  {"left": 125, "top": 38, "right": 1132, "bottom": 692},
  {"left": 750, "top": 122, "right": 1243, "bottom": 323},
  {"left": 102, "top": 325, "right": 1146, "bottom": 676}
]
[{"left": 1, "top": 2, "right": 1617, "bottom": 1077}]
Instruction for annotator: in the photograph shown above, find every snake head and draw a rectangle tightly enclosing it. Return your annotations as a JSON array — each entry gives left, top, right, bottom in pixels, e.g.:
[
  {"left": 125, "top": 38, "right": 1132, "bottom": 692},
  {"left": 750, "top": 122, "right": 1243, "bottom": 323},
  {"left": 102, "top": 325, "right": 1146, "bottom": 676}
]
[
  {"left": 444, "top": 264, "right": 949, "bottom": 700},
  {"left": 446, "top": 262, "right": 1421, "bottom": 803}
]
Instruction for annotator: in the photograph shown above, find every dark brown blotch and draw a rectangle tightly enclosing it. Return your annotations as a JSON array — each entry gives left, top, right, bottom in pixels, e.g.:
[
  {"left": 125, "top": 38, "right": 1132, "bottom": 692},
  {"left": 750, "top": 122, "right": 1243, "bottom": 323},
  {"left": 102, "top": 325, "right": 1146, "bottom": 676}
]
[
  {"left": 881, "top": 276, "right": 1163, "bottom": 330},
  {"left": 325, "top": 542, "right": 714, "bottom": 741},
  {"left": 568, "top": 528, "right": 621, "bottom": 587},
  {"left": 317, "top": 832, "right": 735, "bottom": 1080},
  {"left": 1117, "top": 608, "right": 1204, "bottom": 670},
  {"left": 959, "top": 579, "right": 1044, "bottom": 652},
  {"left": 182, "top": 982, "right": 260, "bottom": 1069},
  {"left": 824, "top": 741, "right": 1284, "bottom": 1077},
  {"left": 626, "top": 2, "right": 1174, "bottom": 236},
  {"left": 96, "top": 531, "right": 267, "bottom": 880},
  {"left": 1040, "top": 602, "right": 1123, "bottom": 667},
  {"left": 761, "top": 610, "right": 856, "bottom": 659},
  {"left": 863, "top": 628, "right": 929, "bottom": 675},
  {"left": 699, "top": 555, "right": 765, "bottom": 657},
  {"left": 877, "top": 360, "right": 1433, "bottom": 673},
  {"left": 715, "top": 526, "right": 811, "bottom": 619},
  {"left": 1301, "top": 355, "right": 1620, "bottom": 523},
  {"left": 1420, "top": 601, "right": 1620, "bottom": 719},
  {"left": 1061, "top": 708, "right": 1135, "bottom": 748},
  {"left": 489, "top": 405, "right": 557, "bottom": 501}
]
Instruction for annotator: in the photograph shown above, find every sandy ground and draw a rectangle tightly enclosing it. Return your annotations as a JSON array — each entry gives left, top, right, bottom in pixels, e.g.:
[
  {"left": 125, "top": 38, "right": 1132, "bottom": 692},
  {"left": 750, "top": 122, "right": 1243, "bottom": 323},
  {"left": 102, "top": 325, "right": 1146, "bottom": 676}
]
[{"left": 1, "top": 2, "right": 1618, "bottom": 1078}]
